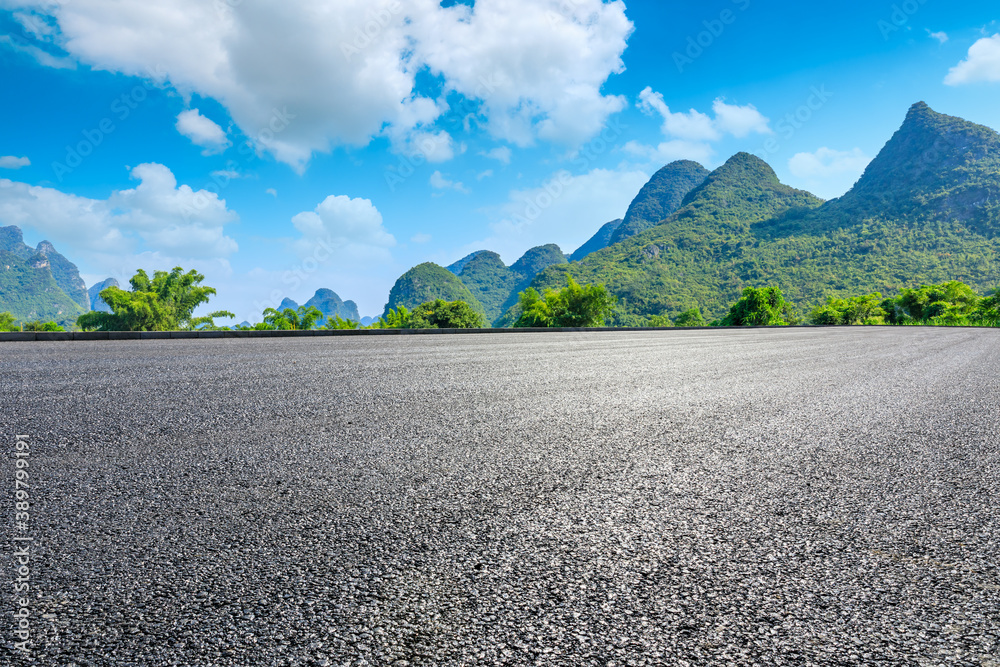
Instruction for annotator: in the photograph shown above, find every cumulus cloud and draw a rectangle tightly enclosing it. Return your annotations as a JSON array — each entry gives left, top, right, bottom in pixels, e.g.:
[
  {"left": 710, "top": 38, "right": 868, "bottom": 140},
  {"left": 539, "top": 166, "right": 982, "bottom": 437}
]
[
  {"left": 711, "top": 99, "right": 772, "bottom": 138},
  {"left": 0, "top": 162, "right": 238, "bottom": 276},
  {"left": 290, "top": 195, "right": 395, "bottom": 262},
  {"left": 634, "top": 88, "right": 771, "bottom": 164},
  {"left": 945, "top": 34, "right": 1000, "bottom": 85},
  {"left": 176, "top": 109, "right": 230, "bottom": 154},
  {"left": 787, "top": 147, "right": 871, "bottom": 199},
  {"left": 465, "top": 166, "right": 649, "bottom": 263},
  {"left": 5, "top": 0, "right": 633, "bottom": 169},
  {"left": 0, "top": 155, "right": 31, "bottom": 169},
  {"left": 927, "top": 30, "right": 949, "bottom": 44},
  {"left": 623, "top": 139, "right": 714, "bottom": 166},
  {"left": 430, "top": 171, "right": 470, "bottom": 194}
]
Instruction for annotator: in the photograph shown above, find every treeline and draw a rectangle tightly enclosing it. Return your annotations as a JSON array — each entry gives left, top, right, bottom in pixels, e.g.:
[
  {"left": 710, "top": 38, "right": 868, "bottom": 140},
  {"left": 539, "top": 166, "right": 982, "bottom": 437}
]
[{"left": 4, "top": 266, "right": 995, "bottom": 333}]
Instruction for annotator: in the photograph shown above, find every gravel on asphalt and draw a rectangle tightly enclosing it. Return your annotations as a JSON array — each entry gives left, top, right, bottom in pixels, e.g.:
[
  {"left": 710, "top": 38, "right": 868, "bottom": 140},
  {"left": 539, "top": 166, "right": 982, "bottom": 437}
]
[{"left": 1, "top": 327, "right": 998, "bottom": 666}]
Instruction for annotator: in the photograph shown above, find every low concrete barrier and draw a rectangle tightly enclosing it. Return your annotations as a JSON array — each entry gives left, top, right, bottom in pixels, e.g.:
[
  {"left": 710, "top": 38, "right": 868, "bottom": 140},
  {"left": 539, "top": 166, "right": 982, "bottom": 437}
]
[{"left": 3, "top": 324, "right": 992, "bottom": 342}]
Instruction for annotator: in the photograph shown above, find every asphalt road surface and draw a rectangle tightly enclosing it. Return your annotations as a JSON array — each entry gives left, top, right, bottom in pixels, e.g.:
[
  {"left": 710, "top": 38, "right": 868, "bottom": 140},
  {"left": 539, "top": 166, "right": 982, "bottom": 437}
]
[{"left": 2, "top": 328, "right": 999, "bottom": 666}]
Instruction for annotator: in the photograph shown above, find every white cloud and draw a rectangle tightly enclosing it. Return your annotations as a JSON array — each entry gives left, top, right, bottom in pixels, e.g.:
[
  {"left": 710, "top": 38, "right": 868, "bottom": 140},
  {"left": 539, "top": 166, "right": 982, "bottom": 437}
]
[
  {"left": 266, "top": 188, "right": 277, "bottom": 197},
  {"left": 0, "top": 34, "right": 75, "bottom": 69},
  {"left": 623, "top": 139, "right": 715, "bottom": 165},
  {"left": 787, "top": 147, "right": 871, "bottom": 200},
  {"left": 466, "top": 166, "right": 649, "bottom": 263},
  {"left": 411, "top": 233, "right": 432, "bottom": 244},
  {"left": 430, "top": 171, "right": 470, "bottom": 194},
  {"left": 634, "top": 87, "right": 771, "bottom": 164},
  {"left": 945, "top": 34, "right": 1000, "bottom": 85},
  {"left": 0, "top": 163, "right": 238, "bottom": 276},
  {"left": 176, "top": 109, "right": 230, "bottom": 154},
  {"left": 290, "top": 195, "right": 395, "bottom": 261},
  {"left": 477, "top": 169, "right": 494, "bottom": 181},
  {"left": 927, "top": 30, "right": 949, "bottom": 44},
  {"left": 0, "top": 156, "right": 31, "bottom": 169},
  {"left": 638, "top": 88, "right": 718, "bottom": 141},
  {"left": 6, "top": 0, "right": 633, "bottom": 169},
  {"left": 482, "top": 146, "right": 512, "bottom": 165},
  {"left": 711, "top": 99, "right": 772, "bottom": 138}
]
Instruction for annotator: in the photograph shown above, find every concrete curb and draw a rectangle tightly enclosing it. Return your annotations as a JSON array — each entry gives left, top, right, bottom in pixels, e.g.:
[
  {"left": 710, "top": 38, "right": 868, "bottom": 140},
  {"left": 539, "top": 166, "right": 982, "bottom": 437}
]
[{"left": 2, "top": 324, "right": 997, "bottom": 342}]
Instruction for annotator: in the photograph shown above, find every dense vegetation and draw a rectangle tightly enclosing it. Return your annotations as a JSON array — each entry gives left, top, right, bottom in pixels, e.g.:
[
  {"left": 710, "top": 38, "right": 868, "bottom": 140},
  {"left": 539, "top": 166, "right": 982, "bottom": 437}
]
[
  {"left": 609, "top": 160, "right": 709, "bottom": 243},
  {"left": 719, "top": 286, "right": 798, "bottom": 326},
  {"left": 534, "top": 104, "right": 1000, "bottom": 323},
  {"left": 512, "top": 277, "right": 617, "bottom": 328},
  {"left": 383, "top": 262, "right": 486, "bottom": 318},
  {"left": 5, "top": 104, "right": 1000, "bottom": 336},
  {"left": 453, "top": 251, "right": 519, "bottom": 323},
  {"left": 78, "top": 268, "right": 233, "bottom": 331},
  {"left": 0, "top": 248, "right": 85, "bottom": 326},
  {"left": 807, "top": 281, "right": 999, "bottom": 326}
]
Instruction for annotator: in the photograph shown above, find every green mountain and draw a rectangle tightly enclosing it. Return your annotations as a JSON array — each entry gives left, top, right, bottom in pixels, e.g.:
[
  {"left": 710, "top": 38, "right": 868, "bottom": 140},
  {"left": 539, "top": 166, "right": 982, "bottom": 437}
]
[
  {"left": 383, "top": 262, "right": 485, "bottom": 318},
  {"left": 570, "top": 219, "right": 623, "bottom": 262},
  {"left": 510, "top": 243, "right": 567, "bottom": 279},
  {"left": 447, "top": 250, "right": 492, "bottom": 275},
  {"left": 36, "top": 240, "right": 89, "bottom": 309},
  {"left": 454, "top": 251, "right": 519, "bottom": 323},
  {"left": 0, "top": 226, "right": 90, "bottom": 310},
  {"left": 609, "top": 160, "right": 709, "bottom": 243},
  {"left": 88, "top": 277, "right": 119, "bottom": 313},
  {"left": 533, "top": 103, "right": 1000, "bottom": 322},
  {"left": 0, "top": 248, "right": 86, "bottom": 325},
  {"left": 275, "top": 289, "right": 361, "bottom": 322},
  {"left": 306, "top": 289, "right": 361, "bottom": 322}
]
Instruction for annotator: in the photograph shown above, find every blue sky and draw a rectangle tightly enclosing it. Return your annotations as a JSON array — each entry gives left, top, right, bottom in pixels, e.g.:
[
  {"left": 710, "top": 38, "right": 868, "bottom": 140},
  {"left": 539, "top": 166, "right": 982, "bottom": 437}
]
[{"left": 1, "top": 0, "right": 998, "bottom": 321}]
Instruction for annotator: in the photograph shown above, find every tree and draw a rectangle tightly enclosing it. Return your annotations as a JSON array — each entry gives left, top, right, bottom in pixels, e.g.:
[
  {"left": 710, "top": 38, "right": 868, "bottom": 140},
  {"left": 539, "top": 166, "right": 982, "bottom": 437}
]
[
  {"left": 186, "top": 311, "right": 236, "bottom": 331},
  {"left": 720, "top": 286, "right": 796, "bottom": 326},
  {"left": 262, "top": 306, "right": 324, "bottom": 330},
  {"left": 809, "top": 293, "right": 885, "bottom": 325},
  {"left": 410, "top": 299, "right": 485, "bottom": 329},
  {"left": 513, "top": 277, "right": 617, "bottom": 328},
  {"left": 23, "top": 321, "right": 65, "bottom": 332},
  {"left": 674, "top": 307, "right": 707, "bottom": 327},
  {"left": 77, "top": 267, "right": 221, "bottom": 331},
  {"left": 372, "top": 306, "right": 411, "bottom": 329},
  {"left": 891, "top": 281, "right": 981, "bottom": 324},
  {"left": 975, "top": 289, "right": 1000, "bottom": 326},
  {"left": 0, "top": 312, "right": 19, "bottom": 332},
  {"left": 324, "top": 315, "right": 359, "bottom": 330}
]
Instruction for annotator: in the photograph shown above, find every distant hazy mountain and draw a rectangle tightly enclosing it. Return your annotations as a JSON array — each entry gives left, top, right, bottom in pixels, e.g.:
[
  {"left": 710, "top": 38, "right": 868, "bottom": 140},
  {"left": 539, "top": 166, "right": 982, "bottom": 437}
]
[
  {"left": 275, "top": 289, "right": 361, "bottom": 322},
  {"left": 570, "top": 219, "right": 623, "bottom": 262},
  {"left": 88, "top": 278, "right": 119, "bottom": 313},
  {"left": 532, "top": 102, "right": 1000, "bottom": 322}
]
